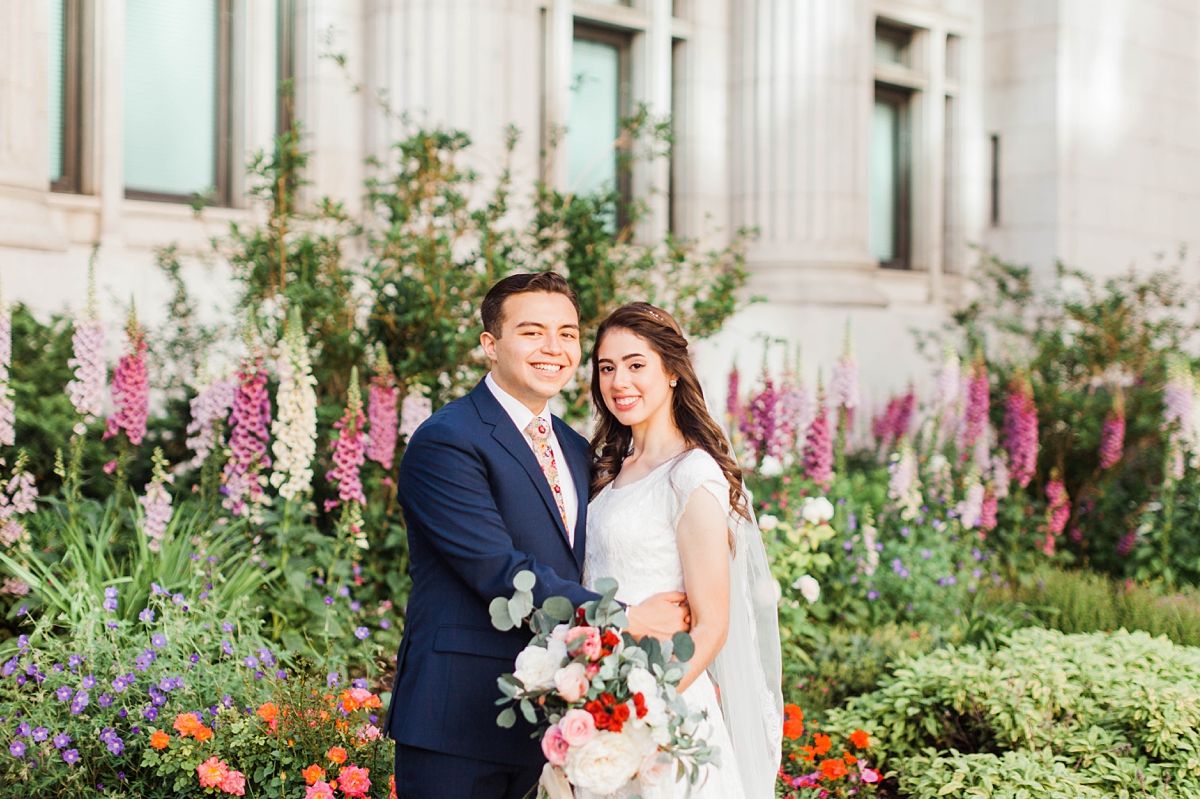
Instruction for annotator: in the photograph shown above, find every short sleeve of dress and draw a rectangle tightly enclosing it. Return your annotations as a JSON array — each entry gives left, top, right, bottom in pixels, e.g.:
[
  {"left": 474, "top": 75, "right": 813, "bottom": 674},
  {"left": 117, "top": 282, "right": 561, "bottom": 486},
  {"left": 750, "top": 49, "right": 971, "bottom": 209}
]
[{"left": 668, "top": 449, "right": 732, "bottom": 526}]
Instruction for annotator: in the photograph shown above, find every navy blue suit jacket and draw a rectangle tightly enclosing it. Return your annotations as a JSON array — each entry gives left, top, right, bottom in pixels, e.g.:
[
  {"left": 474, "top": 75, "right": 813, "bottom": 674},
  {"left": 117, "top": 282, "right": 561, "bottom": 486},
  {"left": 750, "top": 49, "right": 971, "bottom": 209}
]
[{"left": 383, "top": 380, "right": 599, "bottom": 766}]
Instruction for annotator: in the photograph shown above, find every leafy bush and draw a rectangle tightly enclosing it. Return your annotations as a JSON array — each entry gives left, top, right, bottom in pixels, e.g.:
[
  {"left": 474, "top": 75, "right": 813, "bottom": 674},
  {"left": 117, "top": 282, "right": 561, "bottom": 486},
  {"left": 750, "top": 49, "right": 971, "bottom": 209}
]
[
  {"left": 979, "top": 566, "right": 1200, "bottom": 647},
  {"left": 822, "top": 628, "right": 1200, "bottom": 797}
]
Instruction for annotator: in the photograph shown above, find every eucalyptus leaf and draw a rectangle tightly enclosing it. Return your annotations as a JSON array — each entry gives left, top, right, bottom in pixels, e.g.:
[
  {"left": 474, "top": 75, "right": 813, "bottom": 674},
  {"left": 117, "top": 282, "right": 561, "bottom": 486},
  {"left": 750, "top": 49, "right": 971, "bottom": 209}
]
[
  {"left": 672, "top": 631, "right": 695, "bottom": 663},
  {"left": 543, "top": 595, "right": 575, "bottom": 622},
  {"left": 594, "top": 577, "right": 618, "bottom": 597},
  {"left": 508, "top": 592, "right": 532, "bottom": 623},
  {"left": 513, "top": 570, "right": 536, "bottom": 592},
  {"left": 519, "top": 698, "right": 537, "bottom": 724},
  {"left": 638, "top": 636, "right": 663, "bottom": 668},
  {"left": 497, "top": 707, "right": 517, "bottom": 728}
]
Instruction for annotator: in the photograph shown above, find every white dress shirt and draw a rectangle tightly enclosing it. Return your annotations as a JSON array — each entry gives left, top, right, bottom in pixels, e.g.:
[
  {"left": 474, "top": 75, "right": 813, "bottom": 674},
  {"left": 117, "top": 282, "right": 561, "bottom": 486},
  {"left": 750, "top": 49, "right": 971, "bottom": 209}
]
[{"left": 485, "top": 373, "right": 579, "bottom": 542}]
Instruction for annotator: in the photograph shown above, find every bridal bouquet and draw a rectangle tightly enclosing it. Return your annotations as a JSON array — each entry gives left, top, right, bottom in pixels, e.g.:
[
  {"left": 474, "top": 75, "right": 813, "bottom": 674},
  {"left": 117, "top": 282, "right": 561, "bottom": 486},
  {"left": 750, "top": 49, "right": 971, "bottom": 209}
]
[{"left": 490, "top": 571, "right": 718, "bottom": 798}]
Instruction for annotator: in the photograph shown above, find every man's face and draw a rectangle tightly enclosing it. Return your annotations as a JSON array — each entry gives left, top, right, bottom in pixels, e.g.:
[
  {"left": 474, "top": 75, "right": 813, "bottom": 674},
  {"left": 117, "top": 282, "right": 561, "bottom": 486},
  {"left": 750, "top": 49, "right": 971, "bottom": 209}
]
[{"left": 481, "top": 291, "right": 581, "bottom": 413}]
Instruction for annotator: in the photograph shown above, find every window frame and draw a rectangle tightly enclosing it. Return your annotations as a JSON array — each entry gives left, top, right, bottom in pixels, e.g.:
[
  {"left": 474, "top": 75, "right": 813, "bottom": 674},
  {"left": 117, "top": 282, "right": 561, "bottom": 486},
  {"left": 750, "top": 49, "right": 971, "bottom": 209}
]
[
  {"left": 276, "top": 0, "right": 296, "bottom": 136},
  {"left": 872, "top": 83, "right": 912, "bottom": 271},
  {"left": 123, "top": 0, "right": 234, "bottom": 207},
  {"left": 50, "top": 0, "right": 85, "bottom": 194},
  {"left": 569, "top": 22, "right": 634, "bottom": 219}
]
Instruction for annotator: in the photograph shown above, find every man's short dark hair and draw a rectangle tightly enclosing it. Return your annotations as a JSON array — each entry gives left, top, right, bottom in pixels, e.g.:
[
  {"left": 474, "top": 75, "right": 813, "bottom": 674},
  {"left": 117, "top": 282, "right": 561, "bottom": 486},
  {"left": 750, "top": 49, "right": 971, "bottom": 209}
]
[{"left": 481, "top": 272, "right": 580, "bottom": 337}]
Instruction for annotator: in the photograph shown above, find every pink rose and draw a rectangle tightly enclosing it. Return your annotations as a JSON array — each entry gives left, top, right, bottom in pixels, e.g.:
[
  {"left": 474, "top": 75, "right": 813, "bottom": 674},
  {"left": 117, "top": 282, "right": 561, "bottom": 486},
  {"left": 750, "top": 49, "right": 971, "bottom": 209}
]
[
  {"left": 585, "top": 662, "right": 601, "bottom": 677},
  {"left": 637, "top": 749, "right": 671, "bottom": 786},
  {"left": 861, "top": 768, "right": 880, "bottom": 784},
  {"left": 568, "top": 627, "right": 602, "bottom": 660},
  {"left": 541, "top": 724, "right": 569, "bottom": 766},
  {"left": 558, "top": 708, "right": 596, "bottom": 747},
  {"left": 305, "top": 782, "right": 336, "bottom": 799},
  {"left": 553, "top": 663, "right": 590, "bottom": 703}
]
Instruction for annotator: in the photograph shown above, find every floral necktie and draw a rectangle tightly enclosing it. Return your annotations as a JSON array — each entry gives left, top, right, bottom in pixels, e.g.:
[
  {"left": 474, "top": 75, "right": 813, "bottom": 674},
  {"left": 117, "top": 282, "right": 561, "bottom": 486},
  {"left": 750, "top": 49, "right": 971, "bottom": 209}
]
[{"left": 524, "top": 417, "right": 572, "bottom": 544}]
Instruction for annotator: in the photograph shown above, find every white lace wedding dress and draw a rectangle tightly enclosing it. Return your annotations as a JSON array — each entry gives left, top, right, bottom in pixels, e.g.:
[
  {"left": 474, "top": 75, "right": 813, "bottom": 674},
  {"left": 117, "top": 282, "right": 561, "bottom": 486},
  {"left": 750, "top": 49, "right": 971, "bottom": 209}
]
[{"left": 581, "top": 449, "right": 747, "bottom": 799}]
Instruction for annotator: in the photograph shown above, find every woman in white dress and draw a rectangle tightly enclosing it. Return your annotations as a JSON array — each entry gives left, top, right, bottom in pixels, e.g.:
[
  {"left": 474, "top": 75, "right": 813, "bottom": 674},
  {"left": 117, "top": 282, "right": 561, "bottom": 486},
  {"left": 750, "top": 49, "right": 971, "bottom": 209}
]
[{"left": 581, "top": 303, "right": 783, "bottom": 799}]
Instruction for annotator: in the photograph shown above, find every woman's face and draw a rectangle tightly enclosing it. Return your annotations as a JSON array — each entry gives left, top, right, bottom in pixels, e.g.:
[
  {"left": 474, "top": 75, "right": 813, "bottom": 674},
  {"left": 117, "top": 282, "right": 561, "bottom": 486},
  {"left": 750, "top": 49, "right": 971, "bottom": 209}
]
[{"left": 595, "top": 328, "right": 675, "bottom": 429}]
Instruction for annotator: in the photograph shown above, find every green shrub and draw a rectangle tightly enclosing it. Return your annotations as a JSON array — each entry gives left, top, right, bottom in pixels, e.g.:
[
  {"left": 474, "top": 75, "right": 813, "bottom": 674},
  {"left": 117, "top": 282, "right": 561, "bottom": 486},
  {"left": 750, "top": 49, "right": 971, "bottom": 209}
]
[
  {"left": 980, "top": 566, "right": 1200, "bottom": 646},
  {"left": 822, "top": 628, "right": 1200, "bottom": 797}
]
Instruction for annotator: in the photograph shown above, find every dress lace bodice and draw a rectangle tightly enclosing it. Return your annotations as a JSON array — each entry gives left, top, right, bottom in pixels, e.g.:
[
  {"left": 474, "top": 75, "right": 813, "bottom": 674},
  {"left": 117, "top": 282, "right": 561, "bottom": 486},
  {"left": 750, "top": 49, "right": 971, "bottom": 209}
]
[{"left": 583, "top": 449, "right": 730, "bottom": 604}]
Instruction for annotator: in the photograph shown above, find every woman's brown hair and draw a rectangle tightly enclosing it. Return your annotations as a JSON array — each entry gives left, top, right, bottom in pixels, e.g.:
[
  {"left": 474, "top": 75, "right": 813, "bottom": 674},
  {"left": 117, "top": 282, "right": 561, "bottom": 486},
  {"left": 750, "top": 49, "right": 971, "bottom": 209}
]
[{"left": 588, "top": 303, "right": 751, "bottom": 535}]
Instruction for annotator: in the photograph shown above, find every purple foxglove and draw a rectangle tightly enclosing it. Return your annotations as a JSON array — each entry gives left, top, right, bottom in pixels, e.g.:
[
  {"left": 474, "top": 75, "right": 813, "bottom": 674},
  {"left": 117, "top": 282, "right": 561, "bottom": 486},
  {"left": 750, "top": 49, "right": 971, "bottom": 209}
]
[{"left": 222, "top": 356, "right": 272, "bottom": 518}]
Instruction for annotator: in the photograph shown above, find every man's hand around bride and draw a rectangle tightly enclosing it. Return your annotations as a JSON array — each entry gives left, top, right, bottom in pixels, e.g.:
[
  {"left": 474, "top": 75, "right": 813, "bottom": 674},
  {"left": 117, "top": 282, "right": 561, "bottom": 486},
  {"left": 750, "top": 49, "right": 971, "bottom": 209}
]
[{"left": 625, "top": 591, "right": 691, "bottom": 641}]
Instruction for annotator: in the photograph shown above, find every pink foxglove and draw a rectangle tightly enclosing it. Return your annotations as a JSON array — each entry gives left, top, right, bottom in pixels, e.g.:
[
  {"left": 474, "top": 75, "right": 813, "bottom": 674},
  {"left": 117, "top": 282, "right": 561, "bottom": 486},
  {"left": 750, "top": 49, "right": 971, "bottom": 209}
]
[
  {"left": 185, "top": 378, "right": 236, "bottom": 468},
  {"left": 66, "top": 262, "right": 106, "bottom": 434},
  {"left": 103, "top": 307, "right": 149, "bottom": 446},
  {"left": 1002, "top": 376, "right": 1039, "bottom": 489},
  {"left": 1098, "top": 409, "right": 1125, "bottom": 470},
  {"left": 138, "top": 448, "right": 174, "bottom": 552},
  {"left": 366, "top": 379, "right": 399, "bottom": 470},
  {"left": 802, "top": 387, "right": 834, "bottom": 489},
  {"left": 327, "top": 370, "right": 367, "bottom": 508},
  {"left": 222, "top": 356, "right": 272, "bottom": 518}
]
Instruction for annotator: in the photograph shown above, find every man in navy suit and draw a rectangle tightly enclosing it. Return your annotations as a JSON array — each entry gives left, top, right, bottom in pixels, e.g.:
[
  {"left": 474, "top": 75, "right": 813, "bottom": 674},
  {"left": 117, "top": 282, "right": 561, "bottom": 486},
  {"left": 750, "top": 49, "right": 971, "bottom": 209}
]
[{"left": 385, "top": 272, "right": 690, "bottom": 799}]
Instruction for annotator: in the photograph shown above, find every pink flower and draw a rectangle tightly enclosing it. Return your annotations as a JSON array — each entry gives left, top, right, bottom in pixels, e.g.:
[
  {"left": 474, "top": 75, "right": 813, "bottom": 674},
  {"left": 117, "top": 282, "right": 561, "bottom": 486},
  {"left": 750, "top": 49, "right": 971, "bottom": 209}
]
[
  {"left": 1044, "top": 475, "right": 1071, "bottom": 556},
  {"left": 337, "top": 764, "right": 371, "bottom": 798},
  {"left": 873, "top": 390, "right": 914, "bottom": 449},
  {"left": 67, "top": 266, "right": 106, "bottom": 428},
  {"left": 558, "top": 709, "right": 596, "bottom": 747},
  {"left": 726, "top": 366, "right": 742, "bottom": 424},
  {"left": 222, "top": 357, "right": 272, "bottom": 517},
  {"left": 979, "top": 492, "right": 998, "bottom": 532},
  {"left": 962, "top": 360, "right": 990, "bottom": 457},
  {"left": 802, "top": 393, "right": 833, "bottom": 489},
  {"left": 861, "top": 768, "right": 880, "bottom": 784},
  {"left": 197, "top": 756, "right": 229, "bottom": 788},
  {"left": 741, "top": 376, "right": 780, "bottom": 462},
  {"left": 1099, "top": 410, "right": 1125, "bottom": 469},
  {"left": 778, "top": 375, "right": 812, "bottom": 454},
  {"left": 541, "top": 725, "right": 569, "bottom": 766},
  {"left": 399, "top": 392, "right": 432, "bottom": 440},
  {"left": 186, "top": 378, "right": 236, "bottom": 467},
  {"left": 366, "top": 379, "right": 399, "bottom": 470},
  {"left": 327, "top": 373, "right": 367, "bottom": 506},
  {"left": 568, "top": 627, "right": 602, "bottom": 661},
  {"left": 218, "top": 769, "right": 246, "bottom": 796},
  {"left": 553, "top": 663, "right": 590, "bottom": 703},
  {"left": 1003, "top": 377, "right": 1039, "bottom": 488},
  {"left": 103, "top": 310, "right": 149, "bottom": 446},
  {"left": 305, "top": 782, "right": 336, "bottom": 799},
  {"left": 1116, "top": 530, "right": 1137, "bottom": 557},
  {"left": 103, "top": 460, "right": 117, "bottom": 475}
]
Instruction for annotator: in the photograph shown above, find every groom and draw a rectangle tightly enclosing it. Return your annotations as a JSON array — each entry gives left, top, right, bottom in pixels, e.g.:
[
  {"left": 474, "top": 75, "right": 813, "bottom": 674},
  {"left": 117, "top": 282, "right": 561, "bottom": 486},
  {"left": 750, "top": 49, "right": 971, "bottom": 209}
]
[{"left": 384, "top": 272, "right": 690, "bottom": 799}]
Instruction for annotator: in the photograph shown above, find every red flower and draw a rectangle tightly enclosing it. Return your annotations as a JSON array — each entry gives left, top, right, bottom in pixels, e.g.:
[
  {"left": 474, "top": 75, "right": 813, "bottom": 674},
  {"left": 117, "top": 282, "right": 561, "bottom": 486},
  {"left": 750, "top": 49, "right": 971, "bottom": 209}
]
[
  {"left": 632, "top": 693, "right": 648, "bottom": 719},
  {"left": 612, "top": 704, "right": 630, "bottom": 723}
]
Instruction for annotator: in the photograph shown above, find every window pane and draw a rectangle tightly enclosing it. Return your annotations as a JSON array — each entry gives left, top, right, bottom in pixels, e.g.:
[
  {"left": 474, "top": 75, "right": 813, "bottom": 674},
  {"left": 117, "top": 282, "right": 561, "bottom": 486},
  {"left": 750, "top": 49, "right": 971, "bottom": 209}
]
[
  {"left": 869, "top": 99, "right": 897, "bottom": 263},
  {"left": 568, "top": 38, "right": 620, "bottom": 197},
  {"left": 875, "top": 24, "right": 912, "bottom": 66},
  {"left": 48, "top": 0, "right": 66, "bottom": 183},
  {"left": 124, "top": 0, "right": 217, "bottom": 196}
]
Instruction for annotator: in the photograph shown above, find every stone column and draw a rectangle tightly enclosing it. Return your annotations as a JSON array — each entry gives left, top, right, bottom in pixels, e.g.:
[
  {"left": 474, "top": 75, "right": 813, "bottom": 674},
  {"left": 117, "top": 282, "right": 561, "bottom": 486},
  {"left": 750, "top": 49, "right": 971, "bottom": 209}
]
[
  {"left": 729, "top": 0, "right": 879, "bottom": 305},
  {"left": 0, "top": 0, "right": 67, "bottom": 251}
]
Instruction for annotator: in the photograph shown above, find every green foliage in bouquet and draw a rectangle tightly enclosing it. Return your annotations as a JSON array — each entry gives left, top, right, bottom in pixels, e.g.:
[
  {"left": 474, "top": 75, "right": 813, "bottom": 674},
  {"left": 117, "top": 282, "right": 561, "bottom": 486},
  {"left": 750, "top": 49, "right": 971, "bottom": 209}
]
[{"left": 821, "top": 628, "right": 1200, "bottom": 797}]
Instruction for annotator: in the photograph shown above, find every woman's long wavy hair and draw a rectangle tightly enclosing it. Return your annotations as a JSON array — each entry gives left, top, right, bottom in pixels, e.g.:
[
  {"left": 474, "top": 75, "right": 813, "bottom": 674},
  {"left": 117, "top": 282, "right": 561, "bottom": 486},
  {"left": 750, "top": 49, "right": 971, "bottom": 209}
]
[{"left": 588, "top": 303, "right": 750, "bottom": 535}]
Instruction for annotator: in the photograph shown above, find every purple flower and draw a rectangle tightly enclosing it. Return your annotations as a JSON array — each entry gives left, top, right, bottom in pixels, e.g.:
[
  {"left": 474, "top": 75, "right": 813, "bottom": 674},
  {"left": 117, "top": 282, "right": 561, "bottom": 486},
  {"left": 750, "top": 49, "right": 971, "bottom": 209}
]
[
  {"left": 134, "top": 651, "right": 154, "bottom": 671},
  {"left": 380, "top": 619, "right": 391, "bottom": 630},
  {"left": 81, "top": 675, "right": 96, "bottom": 690},
  {"left": 222, "top": 621, "right": 234, "bottom": 633},
  {"left": 275, "top": 670, "right": 287, "bottom": 680},
  {"left": 150, "top": 634, "right": 167, "bottom": 648},
  {"left": 921, "top": 549, "right": 932, "bottom": 560},
  {"left": 138, "top": 608, "right": 154, "bottom": 623},
  {"left": 350, "top": 600, "right": 361, "bottom": 611},
  {"left": 31, "top": 728, "right": 47, "bottom": 742},
  {"left": 53, "top": 733, "right": 71, "bottom": 749},
  {"left": 102, "top": 598, "right": 118, "bottom": 612},
  {"left": 190, "top": 654, "right": 200, "bottom": 664},
  {"left": 172, "top": 593, "right": 185, "bottom": 606},
  {"left": 106, "top": 739, "right": 124, "bottom": 756},
  {"left": 67, "top": 655, "right": 83, "bottom": 669},
  {"left": 867, "top": 591, "right": 880, "bottom": 601},
  {"left": 221, "top": 640, "right": 233, "bottom": 656},
  {"left": 55, "top": 685, "right": 73, "bottom": 702},
  {"left": 1, "top": 658, "right": 17, "bottom": 677},
  {"left": 254, "top": 670, "right": 264, "bottom": 680},
  {"left": 62, "top": 748, "right": 79, "bottom": 765},
  {"left": 338, "top": 586, "right": 350, "bottom": 598},
  {"left": 354, "top": 627, "right": 370, "bottom": 640},
  {"left": 243, "top": 656, "right": 258, "bottom": 669},
  {"left": 352, "top": 678, "right": 369, "bottom": 690},
  {"left": 327, "top": 673, "right": 340, "bottom": 687},
  {"left": 9, "top": 741, "right": 25, "bottom": 758},
  {"left": 324, "top": 596, "right": 334, "bottom": 606},
  {"left": 71, "top": 691, "right": 89, "bottom": 714},
  {"left": 16, "top": 636, "right": 28, "bottom": 650},
  {"left": 15, "top": 723, "right": 29, "bottom": 737},
  {"left": 99, "top": 693, "right": 112, "bottom": 708},
  {"left": 104, "top": 586, "right": 119, "bottom": 599},
  {"left": 257, "top": 648, "right": 275, "bottom": 666},
  {"left": 142, "top": 706, "right": 158, "bottom": 721}
]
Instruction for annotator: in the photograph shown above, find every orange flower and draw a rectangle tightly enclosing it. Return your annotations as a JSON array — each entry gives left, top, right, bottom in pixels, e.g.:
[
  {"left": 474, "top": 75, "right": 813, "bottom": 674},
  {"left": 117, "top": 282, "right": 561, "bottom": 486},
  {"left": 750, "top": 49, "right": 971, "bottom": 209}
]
[
  {"left": 337, "top": 764, "right": 372, "bottom": 798},
  {"left": 197, "top": 756, "right": 229, "bottom": 788},
  {"left": 149, "top": 730, "right": 170, "bottom": 750},
  {"left": 257, "top": 703, "right": 279, "bottom": 724},
  {"left": 813, "top": 733, "right": 832, "bottom": 756},
  {"left": 849, "top": 729, "right": 871, "bottom": 749},
  {"left": 799, "top": 745, "right": 816, "bottom": 762},
  {"left": 193, "top": 726, "right": 214, "bottom": 743},
  {"left": 173, "top": 712, "right": 204, "bottom": 738},
  {"left": 388, "top": 774, "right": 398, "bottom": 799},
  {"left": 820, "top": 758, "right": 848, "bottom": 780},
  {"left": 783, "top": 704, "right": 805, "bottom": 740},
  {"left": 302, "top": 764, "right": 327, "bottom": 785},
  {"left": 843, "top": 751, "right": 858, "bottom": 765},
  {"left": 327, "top": 746, "right": 348, "bottom": 765}
]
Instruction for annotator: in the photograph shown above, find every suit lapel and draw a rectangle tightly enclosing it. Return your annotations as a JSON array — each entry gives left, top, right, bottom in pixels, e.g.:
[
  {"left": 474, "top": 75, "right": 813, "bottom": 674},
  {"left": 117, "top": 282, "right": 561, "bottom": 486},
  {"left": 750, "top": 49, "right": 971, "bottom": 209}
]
[
  {"left": 470, "top": 382, "right": 574, "bottom": 553},
  {"left": 555, "top": 417, "right": 590, "bottom": 568}
]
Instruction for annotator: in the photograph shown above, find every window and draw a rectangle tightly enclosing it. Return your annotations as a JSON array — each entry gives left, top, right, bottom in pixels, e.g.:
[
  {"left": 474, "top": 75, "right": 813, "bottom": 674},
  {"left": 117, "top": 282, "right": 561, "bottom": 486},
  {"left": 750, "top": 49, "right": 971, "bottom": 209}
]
[
  {"left": 567, "top": 26, "right": 631, "bottom": 200},
  {"left": 123, "top": 0, "right": 232, "bottom": 204},
  {"left": 990, "top": 134, "right": 1000, "bottom": 226},
  {"left": 945, "top": 34, "right": 962, "bottom": 81},
  {"left": 944, "top": 96, "right": 957, "bottom": 272},
  {"left": 48, "top": 0, "right": 83, "bottom": 192},
  {"left": 875, "top": 22, "right": 914, "bottom": 68},
  {"left": 870, "top": 86, "right": 911, "bottom": 269},
  {"left": 277, "top": 0, "right": 296, "bottom": 135}
]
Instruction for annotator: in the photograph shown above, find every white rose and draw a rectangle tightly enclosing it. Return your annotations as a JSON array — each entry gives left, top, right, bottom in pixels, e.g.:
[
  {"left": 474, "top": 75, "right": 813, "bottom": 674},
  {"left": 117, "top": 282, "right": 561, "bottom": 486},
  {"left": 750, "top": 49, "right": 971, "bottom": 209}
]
[
  {"left": 641, "top": 693, "right": 669, "bottom": 729},
  {"left": 565, "top": 728, "right": 655, "bottom": 796},
  {"left": 802, "top": 496, "right": 835, "bottom": 524},
  {"left": 758, "top": 455, "right": 784, "bottom": 476},
  {"left": 792, "top": 574, "right": 821, "bottom": 604},
  {"left": 626, "top": 667, "right": 658, "bottom": 698},
  {"left": 550, "top": 624, "right": 572, "bottom": 644},
  {"left": 637, "top": 749, "right": 672, "bottom": 787},
  {"left": 514, "top": 640, "right": 566, "bottom": 691},
  {"left": 757, "top": 514, "right": 779, "bottom": 532}
]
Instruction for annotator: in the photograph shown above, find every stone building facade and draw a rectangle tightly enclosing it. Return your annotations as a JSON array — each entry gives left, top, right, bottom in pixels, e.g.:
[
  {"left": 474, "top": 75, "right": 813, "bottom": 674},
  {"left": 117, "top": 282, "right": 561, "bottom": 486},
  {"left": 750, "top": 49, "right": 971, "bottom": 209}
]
[{"left": 2, "top": 0, "right": 1199, "bottom": 395}]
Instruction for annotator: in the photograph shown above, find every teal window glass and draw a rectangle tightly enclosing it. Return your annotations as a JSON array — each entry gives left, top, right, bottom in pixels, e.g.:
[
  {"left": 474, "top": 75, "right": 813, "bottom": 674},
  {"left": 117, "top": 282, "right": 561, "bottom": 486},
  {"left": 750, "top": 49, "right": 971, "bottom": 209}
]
[
  {"left": 869, "top": 99, "right": 898, "bottom": 263},
  {"left": 124, "top": 0, "right": 218, "bottom": 197},
  {"left": 48, "top": 0, "right": 66, "bottom": 183},
  {"left": 567, "top": 38, "right": 621, "bottom": 197}
]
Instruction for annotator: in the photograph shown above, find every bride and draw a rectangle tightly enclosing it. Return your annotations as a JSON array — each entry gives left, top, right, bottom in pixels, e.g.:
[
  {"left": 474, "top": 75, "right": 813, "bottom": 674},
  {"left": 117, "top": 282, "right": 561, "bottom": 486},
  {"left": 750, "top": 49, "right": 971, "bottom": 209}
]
[{"left": 581, "top": 302, "right": 783, "bottom": 799}]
